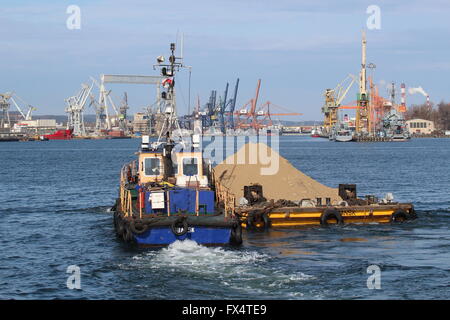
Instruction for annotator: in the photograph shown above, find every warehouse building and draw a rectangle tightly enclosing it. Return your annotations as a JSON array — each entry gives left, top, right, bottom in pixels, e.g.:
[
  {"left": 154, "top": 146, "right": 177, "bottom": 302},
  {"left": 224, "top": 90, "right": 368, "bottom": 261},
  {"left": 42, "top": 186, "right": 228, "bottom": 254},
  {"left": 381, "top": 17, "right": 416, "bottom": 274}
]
[{"left": 406, "top": 119, "right": 435, "bottom": 135}]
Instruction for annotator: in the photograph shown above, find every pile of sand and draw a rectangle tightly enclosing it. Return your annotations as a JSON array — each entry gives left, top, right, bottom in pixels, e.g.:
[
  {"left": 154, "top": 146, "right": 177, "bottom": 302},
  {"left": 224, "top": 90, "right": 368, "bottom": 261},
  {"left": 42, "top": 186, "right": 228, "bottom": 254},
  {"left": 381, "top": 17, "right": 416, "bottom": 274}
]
[{"left": 213, "top": 142, "right": 341, "bottom": 204}]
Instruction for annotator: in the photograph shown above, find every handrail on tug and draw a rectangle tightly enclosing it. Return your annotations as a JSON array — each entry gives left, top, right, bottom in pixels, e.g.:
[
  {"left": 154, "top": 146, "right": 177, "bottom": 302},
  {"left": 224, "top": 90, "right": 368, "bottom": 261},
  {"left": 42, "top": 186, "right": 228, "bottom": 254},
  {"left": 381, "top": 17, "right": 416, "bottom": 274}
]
[
  {"left": 119, "top": 161, "right": 138, "bottom": 217},
  {"left": 212, "top": 170, "right": 235, "bottom": 218}
]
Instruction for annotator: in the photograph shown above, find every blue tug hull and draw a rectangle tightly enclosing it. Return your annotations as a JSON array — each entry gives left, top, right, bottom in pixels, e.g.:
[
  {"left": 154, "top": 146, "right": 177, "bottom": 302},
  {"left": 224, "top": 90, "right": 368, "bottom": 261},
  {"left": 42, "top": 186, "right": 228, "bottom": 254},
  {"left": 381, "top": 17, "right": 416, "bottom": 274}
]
[{"left": 133, "top": 226, "right": 232, "bottom": 246}]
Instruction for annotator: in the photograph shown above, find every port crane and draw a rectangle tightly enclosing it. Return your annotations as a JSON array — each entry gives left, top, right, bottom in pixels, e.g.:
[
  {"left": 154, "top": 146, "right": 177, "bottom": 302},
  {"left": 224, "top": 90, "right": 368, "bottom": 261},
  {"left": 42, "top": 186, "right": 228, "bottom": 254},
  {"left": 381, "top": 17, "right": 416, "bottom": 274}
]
[
  {"left": 118, "top": 92, "right": 129, "bottom": 133},
  {"left": 1, "top": 92, "right": 38, "bottom": 131},
  {"left": 235, "top": 79, "right": 302, "bottom": 131},
  {"left": 321, "top": 74, "right": 356, "bottom": 134},
  {"left": 0, "top": 93, "right": 12, "bottom": 129},
  {"left": 200, "top": 78, "right": 239, "bottom": 133},
  {"left": 90, "top": 76, "right": 113, "bottom": 133},
  {"left": 217, "top": 82, "right": 228, "bottom": 134},
  {"left": 90, "top": 77, "right": 130, "bottom": 134},
  {"left": 65, "top": 81, "right": 94, "bottom": 136},
  {"left": 89, "top": 74, "right": 165, "bottom": 135},
  {"left": 227, "top": 78, "right": 239, "bottom": 130},
  {"left": 203, "top": 90, "right": 217, "bottom": 129},
  {"left": 9, "top": 93, "right": 37, "bottom": 121}
]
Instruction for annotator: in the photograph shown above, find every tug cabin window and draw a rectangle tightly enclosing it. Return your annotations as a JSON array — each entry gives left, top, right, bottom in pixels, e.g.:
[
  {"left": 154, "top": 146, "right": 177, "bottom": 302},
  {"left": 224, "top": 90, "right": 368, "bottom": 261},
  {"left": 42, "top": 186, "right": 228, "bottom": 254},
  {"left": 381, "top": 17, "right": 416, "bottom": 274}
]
[
  {"left": 143, "top": 157, "right": 161, "bottom": 176},
  {"left": 182, "top": 157, "right": 198, "bottom": 176}
]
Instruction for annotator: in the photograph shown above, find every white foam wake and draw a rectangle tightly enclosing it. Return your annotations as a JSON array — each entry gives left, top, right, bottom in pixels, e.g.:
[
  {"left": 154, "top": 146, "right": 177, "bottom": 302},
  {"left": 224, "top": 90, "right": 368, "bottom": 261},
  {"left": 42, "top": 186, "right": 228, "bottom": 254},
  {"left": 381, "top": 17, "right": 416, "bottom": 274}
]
[{"left": 132, "top": 240, "right": 267, "bottom": 270}]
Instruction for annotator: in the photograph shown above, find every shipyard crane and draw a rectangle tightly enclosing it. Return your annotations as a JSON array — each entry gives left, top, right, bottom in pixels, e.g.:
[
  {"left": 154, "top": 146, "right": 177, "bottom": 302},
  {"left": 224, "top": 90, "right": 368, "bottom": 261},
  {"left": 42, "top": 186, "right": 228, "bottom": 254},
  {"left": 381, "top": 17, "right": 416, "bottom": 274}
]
[
  {"left": 118, "top": 92, "right": 129, "bottom": 133},
  {"left": 89, "top": 74, "right": 166, "bottom": 135},
  {"left": 219, "top": 83, "right": 228, "bottom": 133},
  {"left": 227, "top": 78, "right": 239, "bottom": 130},
  {"left": 209, "top": 83, "right": 229, "bottom": 134},
  {"left": 235, "top": 80, "right": 302, "bottom": 131},
  {"left": 90, "top": 76, "right": 113, "bottom": 133},
  {"left": 203, "top": 90, "right": 217, "bottom": 129},
  {"left": 0, "top": 93, "right": 12, "bottom": 129},
  {"left": 252, "top": 101, "right": 303, "bottom": 128},
  {"left": 200, "top": 78, "right": 239, "bottom": 133},
  {"left": 9, "top": 93, "right": 37, "bottom": 121},
  {"left": 99, "top": 88, "right": 129, "bottom": 132},
  {"left": 322, "top": 74, "right": 356, "bottom": 134},
  {"left": 235, "top": 79, "right": 262, "bottom": 130},
  {"left": 0, "top": 92, "right": 37, "bottom": 126},
  {"left": 65, "top": 81, "right": 94, "bottom": 136}
]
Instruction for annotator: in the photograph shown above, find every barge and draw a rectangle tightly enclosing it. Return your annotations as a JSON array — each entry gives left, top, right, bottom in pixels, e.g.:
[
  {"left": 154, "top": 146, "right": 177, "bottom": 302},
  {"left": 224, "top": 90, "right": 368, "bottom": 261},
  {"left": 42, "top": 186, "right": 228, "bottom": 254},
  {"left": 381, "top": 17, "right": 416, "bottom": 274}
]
[
  {"left": 213, "top": 143, "right": 416, "bottom": 229},
  {"left": 235, "top": 188, "right": 416, "bottom": 229}
]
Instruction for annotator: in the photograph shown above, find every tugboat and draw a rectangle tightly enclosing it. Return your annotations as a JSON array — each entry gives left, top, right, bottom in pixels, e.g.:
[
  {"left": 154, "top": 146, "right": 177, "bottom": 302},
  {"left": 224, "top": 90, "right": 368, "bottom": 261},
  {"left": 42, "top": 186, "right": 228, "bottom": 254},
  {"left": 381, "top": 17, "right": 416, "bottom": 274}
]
[{"left": 112, "top": 43, "right": 242, "bottom": 247}]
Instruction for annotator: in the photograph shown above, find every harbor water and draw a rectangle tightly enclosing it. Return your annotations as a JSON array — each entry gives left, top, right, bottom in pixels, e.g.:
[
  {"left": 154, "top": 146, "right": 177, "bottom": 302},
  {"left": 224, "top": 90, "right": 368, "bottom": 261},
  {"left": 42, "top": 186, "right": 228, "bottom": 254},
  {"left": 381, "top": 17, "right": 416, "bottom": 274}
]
[{"left": 0, "top": 136, "right": 449, "bottom": 299}]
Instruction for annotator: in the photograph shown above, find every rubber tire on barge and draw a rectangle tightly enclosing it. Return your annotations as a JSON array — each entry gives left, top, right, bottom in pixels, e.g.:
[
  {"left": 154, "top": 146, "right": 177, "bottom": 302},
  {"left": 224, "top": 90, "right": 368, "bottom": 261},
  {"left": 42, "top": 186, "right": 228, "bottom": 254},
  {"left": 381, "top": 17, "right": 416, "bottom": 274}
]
[
  {"left": 390, "top": 209, "right": 410, "bottom": 223},
  {"left": 320, "top": 209, "right": 344, "bottom": 226},
  {"left": 246, "top": 210, "right": 271, "bottom": 231}
]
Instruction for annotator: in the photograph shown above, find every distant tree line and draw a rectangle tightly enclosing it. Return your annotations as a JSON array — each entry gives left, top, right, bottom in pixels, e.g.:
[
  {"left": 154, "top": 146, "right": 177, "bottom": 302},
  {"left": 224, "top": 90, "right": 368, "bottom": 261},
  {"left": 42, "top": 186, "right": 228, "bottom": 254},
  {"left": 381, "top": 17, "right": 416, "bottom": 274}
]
[{"left": 405, "top": 101, "right": 450, "bottom": 131}]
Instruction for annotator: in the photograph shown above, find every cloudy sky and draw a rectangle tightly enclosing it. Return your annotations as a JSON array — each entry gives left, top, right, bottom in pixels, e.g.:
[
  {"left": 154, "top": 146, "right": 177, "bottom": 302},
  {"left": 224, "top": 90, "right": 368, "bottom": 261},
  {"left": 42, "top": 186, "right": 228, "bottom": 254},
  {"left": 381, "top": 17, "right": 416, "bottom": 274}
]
[{"left": 1, "top": 0, "right": 449, "bottom": 120}]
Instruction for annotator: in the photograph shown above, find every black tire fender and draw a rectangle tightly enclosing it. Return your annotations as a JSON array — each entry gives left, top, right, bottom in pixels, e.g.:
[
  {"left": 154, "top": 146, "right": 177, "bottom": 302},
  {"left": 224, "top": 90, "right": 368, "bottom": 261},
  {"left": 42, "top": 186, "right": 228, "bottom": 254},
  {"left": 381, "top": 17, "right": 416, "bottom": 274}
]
[
  {"left": 260, "top": 211, "right": 270, "bottom": 230},
  {"left": 391, "top": 209, "right": 408, "bottom": 223},
  {"left": 171, "top": 217, "right": 189, "bottom": 236},
  {"left": 320, "top": 208, "right": 344, "bottom": 225},
  {"left": 246, "top": 210, "right": 270, "bottom": 231},
  {"left": 115, "top": 214, "right": 125, "bottom": 236},
  {"left": 122, "top": 222, "right": 134, "bottom": 242},
  {"left": 130, "top": 220, "right": 148, "bottom": 235},
  {"left": 230, "top": 222, "right": 243, "bottom": 245},
  {"left": 245, "top": 211, "right": 257, "bottom": 230}
]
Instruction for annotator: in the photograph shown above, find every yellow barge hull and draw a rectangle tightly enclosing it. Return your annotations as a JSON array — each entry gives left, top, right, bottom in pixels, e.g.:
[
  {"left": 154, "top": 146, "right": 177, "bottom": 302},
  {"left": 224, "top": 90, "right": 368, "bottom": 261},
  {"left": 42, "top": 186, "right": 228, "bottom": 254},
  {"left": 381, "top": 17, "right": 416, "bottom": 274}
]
[{"left": 239, "top": 204, "right": 415, "bottom": 229}]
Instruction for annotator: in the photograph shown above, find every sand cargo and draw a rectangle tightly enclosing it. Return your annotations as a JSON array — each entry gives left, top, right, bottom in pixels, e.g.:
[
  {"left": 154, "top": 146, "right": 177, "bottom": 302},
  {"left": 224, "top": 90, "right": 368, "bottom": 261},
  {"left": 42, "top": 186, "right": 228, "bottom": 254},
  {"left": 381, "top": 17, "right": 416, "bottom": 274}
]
[{"left": 213, "top": 143, "right": 416, "bottom": 228}]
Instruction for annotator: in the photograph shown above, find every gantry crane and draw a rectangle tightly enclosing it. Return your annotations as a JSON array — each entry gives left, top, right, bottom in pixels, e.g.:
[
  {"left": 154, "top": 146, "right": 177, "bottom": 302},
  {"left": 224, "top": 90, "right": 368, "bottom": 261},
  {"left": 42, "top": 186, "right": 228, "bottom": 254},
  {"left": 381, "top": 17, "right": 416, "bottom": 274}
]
[
  {"left": 235, "top": 79, "right": 302, "bottom": 131},
  {"left": 227, "top": 78, "right": 239, "bottom": 130},
  {"left": 235, "top": 79, "right": 262, "bottom": 130},
  {"left": 200, "top": 78, "right": 239, "bottom": 133}
]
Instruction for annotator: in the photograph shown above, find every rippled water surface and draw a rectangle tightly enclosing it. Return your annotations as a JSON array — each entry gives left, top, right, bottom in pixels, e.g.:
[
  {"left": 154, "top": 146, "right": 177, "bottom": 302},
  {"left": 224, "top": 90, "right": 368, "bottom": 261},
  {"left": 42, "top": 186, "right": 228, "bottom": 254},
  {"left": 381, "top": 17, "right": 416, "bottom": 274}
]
[{"left": 0, "top": 137, "right": 449, "bottom": 299}]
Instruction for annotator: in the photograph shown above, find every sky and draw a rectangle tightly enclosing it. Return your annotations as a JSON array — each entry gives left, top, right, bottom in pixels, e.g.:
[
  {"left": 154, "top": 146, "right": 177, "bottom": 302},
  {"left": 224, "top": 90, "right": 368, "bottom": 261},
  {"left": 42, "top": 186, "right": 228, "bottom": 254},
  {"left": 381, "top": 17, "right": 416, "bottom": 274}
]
[{"left": 1, "top": 0, "right": 449, "bottom": 120}]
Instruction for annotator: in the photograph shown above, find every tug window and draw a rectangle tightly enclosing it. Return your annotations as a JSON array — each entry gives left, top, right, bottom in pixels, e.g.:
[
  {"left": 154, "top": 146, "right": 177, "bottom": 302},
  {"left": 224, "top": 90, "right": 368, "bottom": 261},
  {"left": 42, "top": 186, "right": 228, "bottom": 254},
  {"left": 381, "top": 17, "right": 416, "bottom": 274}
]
[
  {"left": 182, "top": 158, "right": 198, "bottom": 176},
  {"left": 144, "top": 158, "right": 161, "bottom": 176}
]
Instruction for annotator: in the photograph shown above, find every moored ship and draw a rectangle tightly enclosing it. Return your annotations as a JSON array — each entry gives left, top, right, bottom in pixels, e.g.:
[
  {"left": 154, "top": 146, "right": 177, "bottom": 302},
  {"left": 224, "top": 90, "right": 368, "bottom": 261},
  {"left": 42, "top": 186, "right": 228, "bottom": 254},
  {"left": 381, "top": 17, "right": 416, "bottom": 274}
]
[{"left": 44, "top": 129, "right": 73, "bottom": 140}]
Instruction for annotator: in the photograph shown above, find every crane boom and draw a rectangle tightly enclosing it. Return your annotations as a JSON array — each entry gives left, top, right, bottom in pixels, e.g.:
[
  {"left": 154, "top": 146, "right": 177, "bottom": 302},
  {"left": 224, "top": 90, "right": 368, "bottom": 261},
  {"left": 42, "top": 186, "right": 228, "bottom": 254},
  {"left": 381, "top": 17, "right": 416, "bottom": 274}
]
[{"left": 228, "top": 78, "right": 239, "bottom": 129}]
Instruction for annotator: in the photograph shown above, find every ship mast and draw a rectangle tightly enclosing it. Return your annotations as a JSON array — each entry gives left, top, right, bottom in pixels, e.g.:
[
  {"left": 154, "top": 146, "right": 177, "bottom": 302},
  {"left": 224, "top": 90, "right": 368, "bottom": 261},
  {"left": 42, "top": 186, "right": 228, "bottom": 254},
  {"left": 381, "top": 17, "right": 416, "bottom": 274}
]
[{"left": 153, "top": 42, "right": 187, "bottom": 148}]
